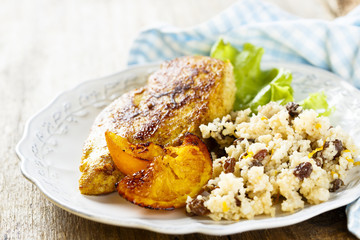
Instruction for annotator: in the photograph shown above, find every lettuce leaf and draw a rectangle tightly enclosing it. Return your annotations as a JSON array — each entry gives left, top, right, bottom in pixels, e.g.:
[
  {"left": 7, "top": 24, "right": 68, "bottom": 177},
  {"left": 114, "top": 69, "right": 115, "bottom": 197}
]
[
  {"left": 299, "top": 91, "right": 335, "bottom": 116},
  {"left": 210, "top": 39, "right": 294, "bottom": 111},
  {"left": 248, "top": 68, "right": 293, "bottom": 112},
  {"left": 210, "top": 39, "right": 333, "bottom": 115}
]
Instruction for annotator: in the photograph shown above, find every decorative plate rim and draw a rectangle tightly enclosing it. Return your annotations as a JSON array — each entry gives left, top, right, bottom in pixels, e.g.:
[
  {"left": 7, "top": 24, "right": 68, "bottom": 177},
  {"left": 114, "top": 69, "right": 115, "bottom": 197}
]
[{"left": 16, "top": 61, "right": 360, "bottom": 235}]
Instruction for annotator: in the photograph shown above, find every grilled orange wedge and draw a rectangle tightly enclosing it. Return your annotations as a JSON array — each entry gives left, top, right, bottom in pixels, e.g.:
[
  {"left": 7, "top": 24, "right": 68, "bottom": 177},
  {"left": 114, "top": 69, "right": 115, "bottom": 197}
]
[
  {"left": 115, "top": 133, "right": 212, "bottom": 209},
  {"left": 105, "top": 131, "right": 164, "bottom": 175}
]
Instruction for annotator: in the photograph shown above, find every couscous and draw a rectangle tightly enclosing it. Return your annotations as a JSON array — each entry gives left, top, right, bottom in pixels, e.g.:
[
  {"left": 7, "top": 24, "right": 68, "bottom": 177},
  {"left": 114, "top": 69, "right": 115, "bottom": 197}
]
[{"left": 186, "top": 102, "right": 359, "bottom": 221}]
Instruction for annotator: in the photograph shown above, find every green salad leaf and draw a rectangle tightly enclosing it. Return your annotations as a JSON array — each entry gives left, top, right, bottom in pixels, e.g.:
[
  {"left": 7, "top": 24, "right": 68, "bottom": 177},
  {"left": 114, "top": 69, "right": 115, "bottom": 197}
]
[
  {"left": 299, "top": 91, "right": 335, "bottom": 116},
  {"left": 248, "top": 68, "right": 293, "bottom": 112},
  {"left": 210, "top": 39, "right": 294, "bottom": 111},
  {"left": 210, "top": 39, "right": 334, "bottom": 116}
]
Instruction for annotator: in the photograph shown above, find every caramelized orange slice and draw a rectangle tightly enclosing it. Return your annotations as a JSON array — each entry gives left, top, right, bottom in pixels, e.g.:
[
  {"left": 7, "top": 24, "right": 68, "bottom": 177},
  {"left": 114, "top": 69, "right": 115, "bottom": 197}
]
[
  {"left": 116, "top": 133, "right": 212, "bottom": 209},
  {"left": 105, "top": 131, "right": 164, "bottom": 175}
]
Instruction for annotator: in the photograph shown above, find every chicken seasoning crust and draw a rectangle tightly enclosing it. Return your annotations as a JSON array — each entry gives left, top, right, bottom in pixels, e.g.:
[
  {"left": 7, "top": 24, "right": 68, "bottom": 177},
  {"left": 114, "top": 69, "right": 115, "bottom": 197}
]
[{"left": 79, "top": 56, "right": 236, "bottom": 195}]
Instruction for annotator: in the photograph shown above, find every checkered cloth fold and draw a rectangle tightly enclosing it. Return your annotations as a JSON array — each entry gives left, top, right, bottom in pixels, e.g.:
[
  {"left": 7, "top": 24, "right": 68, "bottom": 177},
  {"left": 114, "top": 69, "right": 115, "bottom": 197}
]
[{"left": 127, "top": 0, "right": 360, "bottom": 236}]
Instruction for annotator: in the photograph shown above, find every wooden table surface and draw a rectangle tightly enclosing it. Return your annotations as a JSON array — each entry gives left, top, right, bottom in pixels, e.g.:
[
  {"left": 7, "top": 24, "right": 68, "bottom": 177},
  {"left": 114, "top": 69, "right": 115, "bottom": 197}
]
[{"left": 2, "top": 0, "right": 360, "bottom": 239}]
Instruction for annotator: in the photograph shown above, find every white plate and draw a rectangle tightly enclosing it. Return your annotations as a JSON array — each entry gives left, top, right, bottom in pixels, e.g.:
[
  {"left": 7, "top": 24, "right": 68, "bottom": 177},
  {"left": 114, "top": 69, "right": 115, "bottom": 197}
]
[{"left": 16, "top": 62, "right": 360, "bottom": 235}]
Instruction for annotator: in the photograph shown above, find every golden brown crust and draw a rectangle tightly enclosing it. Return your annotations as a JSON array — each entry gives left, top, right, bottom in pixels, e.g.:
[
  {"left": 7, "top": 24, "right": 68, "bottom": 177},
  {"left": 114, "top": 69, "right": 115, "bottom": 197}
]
[
  {"left": 79, "top": 56, "right": 235, "bottom": 195},
  {"left": 111, "top": 56, "right": 234, "bottom": 146}
]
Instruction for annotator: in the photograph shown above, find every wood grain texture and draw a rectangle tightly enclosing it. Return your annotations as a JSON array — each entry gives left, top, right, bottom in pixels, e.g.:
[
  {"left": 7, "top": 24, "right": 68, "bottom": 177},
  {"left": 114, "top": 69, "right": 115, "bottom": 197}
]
[
  {"left": 1, "top": 0, "right": 359, "bottom": 239},
  {"left": 336, "top": 0, "right": 360, "bottom": 15}
]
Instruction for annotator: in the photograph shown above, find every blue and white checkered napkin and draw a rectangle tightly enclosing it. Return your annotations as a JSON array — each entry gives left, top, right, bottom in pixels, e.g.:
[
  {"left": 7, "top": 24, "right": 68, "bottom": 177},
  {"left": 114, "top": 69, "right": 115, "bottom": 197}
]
[{"left": 127, "top": 0, "right": 360, "bottom": 236}]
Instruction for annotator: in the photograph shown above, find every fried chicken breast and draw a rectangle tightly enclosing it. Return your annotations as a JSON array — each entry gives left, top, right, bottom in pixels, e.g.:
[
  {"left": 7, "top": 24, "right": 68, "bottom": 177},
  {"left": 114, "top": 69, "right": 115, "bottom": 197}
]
[{"left": 79, "top": 56, "right": 235, "bottom": 195}]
